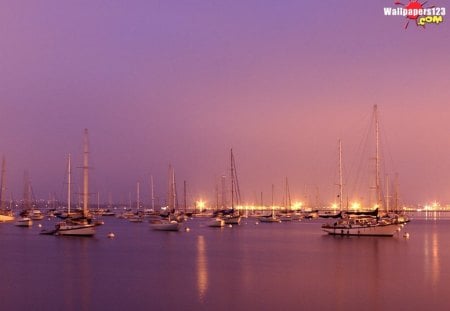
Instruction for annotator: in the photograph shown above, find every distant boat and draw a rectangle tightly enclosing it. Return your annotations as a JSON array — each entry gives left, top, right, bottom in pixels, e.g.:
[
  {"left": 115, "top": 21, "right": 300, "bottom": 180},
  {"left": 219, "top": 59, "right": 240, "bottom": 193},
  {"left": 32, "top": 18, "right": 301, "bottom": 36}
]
[
  {"left": 214, "top": 149, "right": 242, "bottom": 225},
  {"left": 0, "top": 156, "right": 14, "bottom": 222},
  {"left": 15, "top": 217, "right": 33, "bottom": 227},
  {"left": 150, "top": 165, "right": 181, "bottom": 232},
  {"left": 207, "top": 217, "right": 225, "bottom": 228},
  {"left": 56, "top": 130, "right": 95, "bottom": 237}
]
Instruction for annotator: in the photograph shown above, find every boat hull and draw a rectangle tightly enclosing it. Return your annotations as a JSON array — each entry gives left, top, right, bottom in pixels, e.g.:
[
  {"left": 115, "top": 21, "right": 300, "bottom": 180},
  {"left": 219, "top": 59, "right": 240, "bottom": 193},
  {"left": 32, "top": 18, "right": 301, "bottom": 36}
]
[
  {"left": 258, "top": 216, "right": 280, "bottom": 223},
  {"left": 208, "top": 218, "right": 225, "bottom": 227},
  {"left": 322, "top": 223, "right": 401, "bottom": 237},
  {"left": 223, "top": 215, "right": 241, "bottom": 225},
  {"left": 57, "top": 224, "right": 96, "bottom": 236},
  {"left": 150, "top": 221, "right": 181, "bottom": 231},
  {"left": 15, "top": 218, "right": 33, "bottom": 227}
]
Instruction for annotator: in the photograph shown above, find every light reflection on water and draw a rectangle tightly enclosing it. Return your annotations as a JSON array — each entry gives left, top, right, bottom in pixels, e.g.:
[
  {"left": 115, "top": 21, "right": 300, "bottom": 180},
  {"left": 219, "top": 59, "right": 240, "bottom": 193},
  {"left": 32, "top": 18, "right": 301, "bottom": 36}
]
[
  {"left": 197, "top": 235, "right": 208, "bottom": 301},
  {"left": 1, "top": 215, "right": 450, "bottom": 310}
]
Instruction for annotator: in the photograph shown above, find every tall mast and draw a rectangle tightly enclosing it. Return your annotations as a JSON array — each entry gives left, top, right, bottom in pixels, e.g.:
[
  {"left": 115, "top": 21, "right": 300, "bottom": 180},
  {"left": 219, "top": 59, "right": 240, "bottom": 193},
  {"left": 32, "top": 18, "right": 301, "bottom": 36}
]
[
  {"left": 231, "top": 149, "right": 234, "bottom": 210},
  {"left": 167, "top": 165, "right": 172, "bottom": 211},
  {"left": 151, "top": 175, "right": 155, "bottom": 210},
  {"left": 0, "top": 156, "right": 5, "bottom": 210},
  {"left": 68, "top": 154, "right": 71, "bottom": 214},
  {"left": 83, "top": 129, "right": 89, "bottom": 218},
  {"left": 172, "top": 167, "right": 177, "bottom": 212},
  {"left": 183, "top": 180, "right": 187, "bottom": 213},
  {"left": 385, "top": 175, "right": 390, "bottom": 213},
  {"left": 23, "top": 170, "right": 31, "bottom": 210},
  {"left": 394, "top": 173, "right": 399, "bottom": 212},
  {"left": 221, "top": 175, "right": 226, "bottom": 208},
  {"left": 338, "top": 139, "right": 343, "bottom": 211},
  {"left": 374, "top": 105, "right": 381, "bottom": 207},
  {"left": 271, "top": 184, "right": 274, "bottom": 208},
  {"left": 136, "top": 181, "right": 140, "bottom": 211}
]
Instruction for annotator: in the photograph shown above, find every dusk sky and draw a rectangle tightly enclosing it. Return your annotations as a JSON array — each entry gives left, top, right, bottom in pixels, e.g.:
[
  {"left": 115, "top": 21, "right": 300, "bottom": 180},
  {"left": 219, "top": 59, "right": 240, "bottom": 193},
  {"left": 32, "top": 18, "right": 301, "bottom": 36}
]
[{"left": 0, "top": 1, "right": 449, "bottom": 207}]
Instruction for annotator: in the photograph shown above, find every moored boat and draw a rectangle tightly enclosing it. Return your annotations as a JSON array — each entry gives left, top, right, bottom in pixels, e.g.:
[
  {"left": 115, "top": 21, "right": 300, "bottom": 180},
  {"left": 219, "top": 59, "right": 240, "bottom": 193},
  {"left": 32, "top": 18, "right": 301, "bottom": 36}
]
[
  {"left": 207, "top": 217, "right": 225, "bottom": 227},
  {"left": 15, "top": 217, "right": 33, "bottom": 227},
  {"left": 321, "top": 216, "right": 401, "bottom": 236}
]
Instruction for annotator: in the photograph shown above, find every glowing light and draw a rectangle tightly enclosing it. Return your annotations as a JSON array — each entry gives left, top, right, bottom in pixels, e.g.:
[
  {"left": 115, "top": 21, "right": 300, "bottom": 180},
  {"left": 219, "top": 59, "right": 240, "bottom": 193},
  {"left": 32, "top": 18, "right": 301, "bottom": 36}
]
[
  {"left": 351, "top": 201, "right": 361, "bottom": 210},
  {"left": 197, "top": 200, "right": 206, "bottom": 209},
  {"left": 331, "top": 203, "right": 338, "bottom": 210},
  {"left": 292, "top": 201, "right": 303, "bottom": 210}
]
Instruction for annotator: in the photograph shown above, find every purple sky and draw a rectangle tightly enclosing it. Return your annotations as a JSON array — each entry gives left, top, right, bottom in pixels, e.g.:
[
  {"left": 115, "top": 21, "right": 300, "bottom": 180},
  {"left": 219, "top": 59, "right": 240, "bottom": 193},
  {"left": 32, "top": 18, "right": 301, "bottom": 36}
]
[{"left": 0, "top": 1, "right": 449, "bottom": 207}]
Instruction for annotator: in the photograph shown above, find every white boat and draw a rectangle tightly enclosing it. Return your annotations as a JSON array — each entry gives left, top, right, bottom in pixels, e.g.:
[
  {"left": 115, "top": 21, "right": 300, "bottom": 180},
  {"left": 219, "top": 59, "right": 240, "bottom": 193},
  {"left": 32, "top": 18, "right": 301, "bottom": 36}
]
[
  {"left": 322, "top": 216, "right": 401, "bottom": 236},
  {"left": 0, "top": 157, "right": 14, "bottom": 222},
  {"left": 150, "top": 165, "right": 181, "bottom": 231},
  {"left": 207, "top": 217, "right": 225, "bottom": 227},
  {"left": 258, "top": 215, "right": 280, "bottom": 223},
  {"left": 322, "top": 106, "right": 404, "bottom": 237},
  {"left": 57, "top": 219, "right": 96, "bottom": 236},
  {"left": 150, "top": 219, "right": 181, "bottom": 231},
  {"left": 56, "top": 130, "right": 96, "bottom": 237},
  {"left": 30, "top": 210, "right": 45, "bottom": 220},
  {"left": 15, "top": 217, "right": 33, "bottom": 227},
  {"left": 0, "top": 212, "right": 14, "bottom": 222}
]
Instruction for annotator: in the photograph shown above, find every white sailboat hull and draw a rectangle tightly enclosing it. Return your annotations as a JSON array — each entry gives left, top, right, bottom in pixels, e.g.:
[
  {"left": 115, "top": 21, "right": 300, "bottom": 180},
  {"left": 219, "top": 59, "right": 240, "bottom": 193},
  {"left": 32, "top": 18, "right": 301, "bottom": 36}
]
[
  {"left": 15, "top": 218, "right": 33, "bottom": 227},
  {"left": 150, "top": 220, "right": 181, "bottom": 231},
  {"left": 207, "top": 218, "right": 225, "bottom": 227},
  {"left": 322, "top": 222, "right": 401, "bottom": 237},
  {"left": 57, "top": 223, "right": 96, "bottom": 236}
]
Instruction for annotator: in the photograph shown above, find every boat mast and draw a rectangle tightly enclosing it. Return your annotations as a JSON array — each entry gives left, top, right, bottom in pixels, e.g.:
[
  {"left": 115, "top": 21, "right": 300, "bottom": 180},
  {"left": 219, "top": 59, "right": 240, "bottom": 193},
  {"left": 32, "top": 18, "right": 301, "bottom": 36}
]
[
  {"left": 374, "top": 105, "right": 381, "bottom": 208},
  {"left": 385, "top": 175, "right": 390, "bottom": 213},
  {"left": 338, "top": 139, "right": 343, "bottom": 211},
  {"left": 83, "top": 129, "right": 89, "bottom": 218},
  {"left": 67, "top": 154, "right": 71, "bottom": 214},
  {"left": 136, "top": 181, "right": 140, "bottom": 212},
  {"left": 151, "top": 175, "right": 155, "bottom": 210},
  {"left": 0, "top": 156, "right": 5, "bottom": 210},
  {"left": 183, "top": 180, "right": 187, "bottom": 213},
  {"left": 172, "top": 167, "right": 177, "bottom": 212},
  {"left": 231, "top": 149, "right": 234, "bottom": 210}
]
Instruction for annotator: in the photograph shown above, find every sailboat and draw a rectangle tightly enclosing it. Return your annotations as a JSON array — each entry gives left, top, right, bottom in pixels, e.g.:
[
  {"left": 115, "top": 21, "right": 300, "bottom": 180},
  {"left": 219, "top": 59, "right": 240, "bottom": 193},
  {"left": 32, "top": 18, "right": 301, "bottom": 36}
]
[
  {"left": 321, "top": 106, "right": 403, "bottom": 237},
  {"left": 15, "top": 171, "right": 34, "bottom": 227},
  {"left": 56, "top": 130, "right": 96, "bottom": 236},
  {"left": 0, "top": 156, "right": 14, "bottom": 222},
  {"left": 129, "top": 182, "right": 144, "bottom": 223},
  {"left": 150, "top": 165, "right": 181, "bottom": 231},
  {"left": 218, "top": 149, "right": 241, "bottom": 225},
  {"left": 259, "top": 183, "right": 280, "bottom": 223}
]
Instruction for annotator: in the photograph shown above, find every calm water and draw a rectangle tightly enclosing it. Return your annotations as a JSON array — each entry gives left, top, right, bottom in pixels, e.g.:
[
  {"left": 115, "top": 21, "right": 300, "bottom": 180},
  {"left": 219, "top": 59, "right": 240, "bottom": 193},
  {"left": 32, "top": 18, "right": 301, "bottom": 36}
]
[{"left": 0, "top": 212, "right": 449, "bottom": 311}]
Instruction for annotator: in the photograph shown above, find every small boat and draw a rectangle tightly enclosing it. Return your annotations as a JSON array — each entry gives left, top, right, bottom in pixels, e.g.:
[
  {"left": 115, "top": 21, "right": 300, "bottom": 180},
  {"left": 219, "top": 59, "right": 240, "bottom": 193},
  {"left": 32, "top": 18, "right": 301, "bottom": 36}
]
[
  {"left": 30, "top": 210, "right": 45, "bottom": 220},
  {"left": 56, "top": 219, "right": 96, "bottom": 236},
  {"left": 321, "top": 216, "right": 401, "bottom": 236},
  {"left": 0, "top": 211, "right": 14, "bottom": 222},
  {"left": 207, "top": 217, "right": 225, "bottom": 227},
  {"left": 150, "top": 219, "right": 181, "bottom": 231},
  {"left": 279, "top": 213, "right": 293, "bottom": 221},
  {"left": 149, "top": 165, "right": 181, "bottom": 232},
  {"left": 55, "top": 130, "right": 96, "bottom": 237},
  {"left": 258, "top": 215, "right": 280, "bottom": 223},
  {"left": 40, "top": 228, "right": 59, "bottom": 235},
  {"left": 15, "top": 217, "right": 33, "bottom": 227}
]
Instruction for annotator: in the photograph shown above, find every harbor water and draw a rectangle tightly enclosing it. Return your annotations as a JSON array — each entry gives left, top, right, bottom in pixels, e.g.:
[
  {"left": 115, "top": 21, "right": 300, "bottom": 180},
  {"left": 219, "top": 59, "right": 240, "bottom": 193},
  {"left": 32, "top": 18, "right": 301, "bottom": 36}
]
[{"left": 0, "top": 213, "right": 449, "bottom": 311}]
